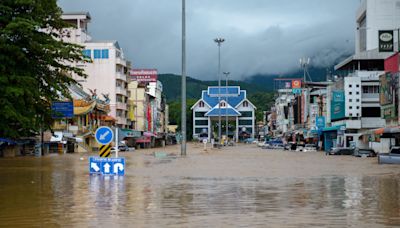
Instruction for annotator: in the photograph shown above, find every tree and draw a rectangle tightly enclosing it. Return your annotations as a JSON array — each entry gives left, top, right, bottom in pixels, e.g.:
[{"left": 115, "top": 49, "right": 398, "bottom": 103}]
[
  {"left": 168, "top": 99, "right": 197, "bottom": 140},
  {"left": 247, "top": 92, "right": 275, "bottom": 120},
  {"left": 0, "top": 0, "right": 86, "bottom": 138}
]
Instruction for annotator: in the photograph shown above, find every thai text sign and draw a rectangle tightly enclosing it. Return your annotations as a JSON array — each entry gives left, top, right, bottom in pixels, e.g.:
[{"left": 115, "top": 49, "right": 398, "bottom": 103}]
[
  {"left": 130, "top": 69, "right": 158, "bottom": 82},
  {"left": 51, "top": 101, "right": 74, "bottom": 118}
]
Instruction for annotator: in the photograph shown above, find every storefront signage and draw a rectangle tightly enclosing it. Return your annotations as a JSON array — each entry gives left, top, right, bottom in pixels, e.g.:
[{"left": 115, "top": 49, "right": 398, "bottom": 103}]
[
  {"left": 316, "top": 116, "right": 325, "bottom": 129},
  {"left": 331, "top": 91, "right": 345, "bottom": 120},
  {"left": 382, "top": 105, "right": 396, "bottom": 119},
  {"left": 379, "top": 30, "right": 394, "bottom": 52},
  {"left": 292, "top": 80, "right": 301, "bottom": 88},
  {"left": 130, "top": 69, "right": 158, "bottom": 82}
]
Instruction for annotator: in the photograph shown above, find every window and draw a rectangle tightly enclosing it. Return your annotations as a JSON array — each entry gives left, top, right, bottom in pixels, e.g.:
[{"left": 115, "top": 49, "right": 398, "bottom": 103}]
[
  {"left": 195, "top": 112, "right": 206, "bottom": 117},
  {"left": 243, "top": 101, "right": 249, "bottom": 107},
  {"left": 362, "top": 86, "right": 380, "bottom": 94},
  {"left": 356, "top": 92, "right": 359, "bottom": 95},
  {"left": 356, "top": 84, "right": 360, "bottom": 88},
  {"left": 94, "top": 49, "right": 101, "bottom": 59},
  {"left": 349, "top": 84, "right": 352, "bottom": 88},
  {"left": 349, "top": 99, "right": 352, "bottom": 102},
  {"left": 82, "top": 49, "right": 91, "bottom": 58},
  {"left": 195, "top": 120, "right": 208, "bottom": 126},
  {"left": 220, "top": 102, "right": 226, "bottom": 107},
  {"left": 356, "top": 106, "right": 360, "bottom": 109},
  {"left": 239, "top": 119, "right": 252, "bottom": 125},
  {"left": 240, "top": 111, "right": 252, "bottom": 117},
  {"left": 356, "top": 99, "right": 360, "bottom": 102},
  {"left": 199, "top": 101, "right": 204, "bottom": 107},
  {"left": 349, "top": 106, "right": 353, "bottom": 109},
  {"left": 349, "top": 92, "right": 352, "bottom": 95},
  {"left": 94, "top": 49, "right": 109, "bottom": 59},
  {"left": 101, "top": 49, "right": 109, "bottom": 59}
]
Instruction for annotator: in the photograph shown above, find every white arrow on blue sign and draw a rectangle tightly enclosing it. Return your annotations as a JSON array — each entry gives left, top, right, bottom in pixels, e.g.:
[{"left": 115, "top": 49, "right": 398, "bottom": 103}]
[
  {"left": 89, "top": 157, "right": 125, "bottom": 175},
  {"left": 95, "top": 126, "right": 114, "bottom": 145}
]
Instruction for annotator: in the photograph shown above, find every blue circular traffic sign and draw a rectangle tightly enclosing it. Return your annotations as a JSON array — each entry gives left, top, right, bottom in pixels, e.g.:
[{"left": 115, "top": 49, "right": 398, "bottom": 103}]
[{"left": 95, "top": 126, "right": 114, "bottom": 145}]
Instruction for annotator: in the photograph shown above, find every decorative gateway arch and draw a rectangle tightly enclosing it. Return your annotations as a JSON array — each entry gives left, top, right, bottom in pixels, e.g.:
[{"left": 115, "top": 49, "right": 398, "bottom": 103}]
[{"left": 191, "top": 86, "right": 256, "bottom": 142}]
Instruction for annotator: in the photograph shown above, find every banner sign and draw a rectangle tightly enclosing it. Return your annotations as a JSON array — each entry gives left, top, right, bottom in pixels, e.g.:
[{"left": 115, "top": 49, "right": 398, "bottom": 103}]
[
  {"left": 51, "top": 101, "right": 74, "bottom": 118},
  {"left": 379, "top": 30, "right": 394, "bottom": 52},
  {"left": 130, "top": 69, "right": 158, "bottom": 82},
  {"left": 331, "top": 91, "right": 345, "bottom": 120},
  {"left": 316, "top": 116, "right": 325, "bottom": 129}
]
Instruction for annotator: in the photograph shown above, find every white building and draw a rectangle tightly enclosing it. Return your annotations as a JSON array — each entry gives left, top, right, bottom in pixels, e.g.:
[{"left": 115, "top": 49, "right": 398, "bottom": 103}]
[
  {"left": 356, "top": 0, "right": 400, "bottom": 54},
  {"left": 191, "top": 86, "right": 256, "bottom": 142},
  {"left": 61, "top": 12, "right": 130, "bottom": 128}
]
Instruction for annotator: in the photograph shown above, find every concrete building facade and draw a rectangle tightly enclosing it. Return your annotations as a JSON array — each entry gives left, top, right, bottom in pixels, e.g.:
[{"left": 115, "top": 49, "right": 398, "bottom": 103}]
[{"left": 61, "top": 12, "right": 130, "bottom": 128}]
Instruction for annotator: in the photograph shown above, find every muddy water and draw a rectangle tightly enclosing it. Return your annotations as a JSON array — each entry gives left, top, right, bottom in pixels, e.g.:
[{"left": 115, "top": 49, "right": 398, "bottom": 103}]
[{"left": 1, "top": 144, "right": 400, "bottom": 227}]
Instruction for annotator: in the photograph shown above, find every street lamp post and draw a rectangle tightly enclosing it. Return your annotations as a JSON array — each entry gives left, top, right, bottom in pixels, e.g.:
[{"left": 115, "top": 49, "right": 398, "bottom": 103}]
[
  {"left": 181, "top": 0, "right": 186, "bottom": 156},
  {"left": 214, "top": 37, "right": 225, "bottom": 145},
  {"left": 223, "top": 71, "right": 230, "bottom": 141}
]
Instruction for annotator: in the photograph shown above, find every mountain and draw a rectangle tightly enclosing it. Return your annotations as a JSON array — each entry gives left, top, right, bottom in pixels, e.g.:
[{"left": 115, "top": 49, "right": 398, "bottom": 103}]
[{"left": 158, "top": 74, "right": 269, "bottom": 101}]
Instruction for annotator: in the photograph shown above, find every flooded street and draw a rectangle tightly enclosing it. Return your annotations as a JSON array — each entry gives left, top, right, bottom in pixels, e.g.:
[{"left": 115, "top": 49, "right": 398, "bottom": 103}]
[{"left": 1, "top": 143, "right": 400, "bottom": 227}]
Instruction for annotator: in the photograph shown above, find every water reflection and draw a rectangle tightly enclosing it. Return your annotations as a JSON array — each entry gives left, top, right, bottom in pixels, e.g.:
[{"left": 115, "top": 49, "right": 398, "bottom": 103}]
[{"left": 0, "top": 155, "right": 400, "bottom": 227}]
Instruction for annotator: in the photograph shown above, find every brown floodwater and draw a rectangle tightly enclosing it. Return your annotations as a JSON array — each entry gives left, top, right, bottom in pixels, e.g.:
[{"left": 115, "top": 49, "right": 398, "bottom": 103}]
[{"left": 1, "top": 143, "right": 400, "bottom": 227}]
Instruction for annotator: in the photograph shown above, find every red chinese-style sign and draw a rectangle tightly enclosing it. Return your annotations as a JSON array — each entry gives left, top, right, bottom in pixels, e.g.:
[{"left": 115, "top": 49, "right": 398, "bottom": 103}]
[{"left": 130, "top": 69, "right": 158, "bottom": 82}]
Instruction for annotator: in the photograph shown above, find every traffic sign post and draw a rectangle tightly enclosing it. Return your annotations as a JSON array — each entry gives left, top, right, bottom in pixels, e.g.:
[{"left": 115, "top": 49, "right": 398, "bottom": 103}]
[
  {"left": 89, "top": 157, "right": 125, "bottom": 175},
  {"left": 95, "top": 126, "right": 114, "bottom": 145},
  {"left": 99, "top": 144, "right": 111, "bottom": 157}
]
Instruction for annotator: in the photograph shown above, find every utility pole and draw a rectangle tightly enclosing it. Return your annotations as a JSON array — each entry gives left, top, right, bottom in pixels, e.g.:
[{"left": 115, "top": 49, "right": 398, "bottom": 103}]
[
  {"left": 214, "top": 38, "right": 225, "bottom": 145},
  {"left": 223, "top": 71, "right": 230, "bottom": 141},
  {"left": 181, "top": 0, "right": 187, "bottom": 156}
]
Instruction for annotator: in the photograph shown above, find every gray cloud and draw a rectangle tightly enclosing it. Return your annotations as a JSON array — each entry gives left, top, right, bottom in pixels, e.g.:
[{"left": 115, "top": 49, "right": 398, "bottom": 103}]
[{"left": 58, "top": 0, "right": 359, "bottom": 80}]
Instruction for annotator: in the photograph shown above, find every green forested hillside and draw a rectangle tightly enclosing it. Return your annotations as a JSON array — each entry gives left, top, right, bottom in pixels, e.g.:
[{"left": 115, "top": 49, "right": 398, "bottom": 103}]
[{"left": 158, "top": 74, "right": 268, "bottom": 101}]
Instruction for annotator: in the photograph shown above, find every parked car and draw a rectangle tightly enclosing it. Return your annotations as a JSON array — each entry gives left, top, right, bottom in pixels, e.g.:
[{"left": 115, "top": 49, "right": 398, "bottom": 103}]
[
  {"left": 329, "top": 147, "right": 355, "bottom": 155},
  {"left": 111, "top": 145, "right": 130, "bottom": 152},
  {"left": 258, "top": 141, "right": 267, "bottom": 147},
  {"left": 378, "top": 147, "right": 400, "bottom": 164},
  {"left": 262, "top": 139, "right": 284, "bottom": 149},
  {"left": 353, "top": 148, "right": 376, "bottom": 157},
  {"left": 303, "top": 144, "right": 317, "bottom": 152}
]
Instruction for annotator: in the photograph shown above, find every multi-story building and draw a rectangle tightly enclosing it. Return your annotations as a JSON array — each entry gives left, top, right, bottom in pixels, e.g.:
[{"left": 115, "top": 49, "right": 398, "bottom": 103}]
[{"left": 61, "top": 12, "right": 130, "bottom": 128}]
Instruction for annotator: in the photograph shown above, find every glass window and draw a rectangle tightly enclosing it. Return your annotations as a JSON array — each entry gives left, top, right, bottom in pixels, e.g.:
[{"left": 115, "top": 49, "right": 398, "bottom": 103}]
[
  {"left": 239, "top": 119, "right": 252, "bottom": 125},
  {"left": 240, "top": 111, "right": 252, "bottom": 117},
  {"left": 82, "top": 49, "right": 91, "bottom": 58},
  {"left": 195, "top": 120, "right": 208, "bottom": 126},
  {"left": 101, "top": 49, "right": 109, "bottom": 59},
  {"left": 356, "top": 92, "right": 359, "bottom": 95},
  {"left": 349, "top": 99, "right": 352, "bottom": 102},
  {"left": 349, "top": 92, "right": 352, "bottom": 95},
  {"left": 243, "top": 101, "right": 248, "bottom": 107},
  {"left": 195, "top": 112, "right": 206, "bottom": 117},
  {"left": 94, "top": 49, "right": 101, "bottom": 59},
  {"left": 199, "top": 101, "right": 204, "bottom": 107},
  {"left": 349, "top": 84, "right": 352, "bottom": 88},
  {"left": 349, "top": 106, "right": 352, "bottom": 109}
]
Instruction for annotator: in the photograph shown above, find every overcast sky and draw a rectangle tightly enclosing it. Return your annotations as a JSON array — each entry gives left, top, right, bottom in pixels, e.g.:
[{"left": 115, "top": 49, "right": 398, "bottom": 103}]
[{"left": 58, "top": 0, "right": 360, "bottom": 80}]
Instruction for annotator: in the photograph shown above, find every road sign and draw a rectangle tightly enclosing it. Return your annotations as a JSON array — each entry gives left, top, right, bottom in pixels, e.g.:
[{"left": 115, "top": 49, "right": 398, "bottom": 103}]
[
  {"left": 89, "top": 157, "right": 125, "bottom": 175},
  {"left": 99, "top": 144, "right": 111, "bottom": 157},
  {"left": 292, "top": 88, "right": 302, "bottom": 94},
  {"left": 51, "top": 101, "right": 74, "bottom": 118},
  {"left": 95, "top": 126, "right": 114, "bottom": 145}
]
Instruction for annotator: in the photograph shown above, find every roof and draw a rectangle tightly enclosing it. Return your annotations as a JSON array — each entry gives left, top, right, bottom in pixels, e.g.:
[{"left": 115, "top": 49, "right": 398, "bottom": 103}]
[
  {"left": 202, "top": 88, "right": 246, "bottom": 108},
  {"left": 86, "top": 40, "right": 121, "bottom": 49},
  {"left": 62, "top": 12, "right": 91, "bottom": 20},
  {"left": 208, "top": 86, "right": 240, "bottom": 96},
  {"left": 205, "top": 107, "right": 241, "bottom": 117}
]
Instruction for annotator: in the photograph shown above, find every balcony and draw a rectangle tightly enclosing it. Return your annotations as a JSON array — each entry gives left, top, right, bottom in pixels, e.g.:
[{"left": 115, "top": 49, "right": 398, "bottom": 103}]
[
  {"left": 116, "top": 87, "right": 127, "bottom": 96},
  {"left": 361, "top": 93, "right": 379, "bottom": 102},
  {"left": 361, "top": 117, "right": 385, "bottom": 129},
  {"left": 116, "top": 117, "right": 127, "bottom": 125},
  {"left": 116, "top": 57, "right": 126, "bottom": 66},
  {"left": 116, "top": 72, "right": 127, "bottom": 81},
  {"left": 116, "top": 102, "right": 127, "bottom": 110}
]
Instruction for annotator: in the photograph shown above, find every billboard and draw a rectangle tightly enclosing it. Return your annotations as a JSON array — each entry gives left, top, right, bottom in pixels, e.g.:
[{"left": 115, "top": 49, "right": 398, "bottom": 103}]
[
  {"left": 51, "top": 101, "right": 74, "bottom": 118},
  {"left": 316, "top": 116, "right": 325, "bottom": 129},
  {"left": 379, "top": 30, "right": 394, "bottom": 52},
  {"left": 292, "top": 79, "right": 301, "bottom": 88},
  {"left": 130, "top": 69, "right": 158, "bottom": 82},
  {"left": 331, "top": 91, "right": 345, "bottom": 120},
  {"left": 380, "top": 73, "right": 395, "bottom": 105}
]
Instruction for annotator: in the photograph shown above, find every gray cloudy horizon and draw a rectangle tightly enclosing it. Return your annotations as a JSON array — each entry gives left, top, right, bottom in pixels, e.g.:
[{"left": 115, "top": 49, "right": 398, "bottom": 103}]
[{"left": 58, "top": 0, "right": 360, "bottom": 80}]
